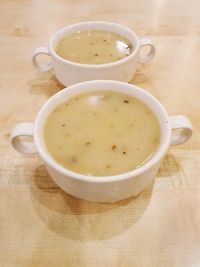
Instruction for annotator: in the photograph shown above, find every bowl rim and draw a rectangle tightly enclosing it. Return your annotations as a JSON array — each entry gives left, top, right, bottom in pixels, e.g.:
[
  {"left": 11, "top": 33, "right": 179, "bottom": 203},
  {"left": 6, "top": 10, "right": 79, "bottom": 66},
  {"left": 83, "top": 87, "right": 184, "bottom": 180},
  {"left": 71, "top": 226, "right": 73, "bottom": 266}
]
[
  {"left": 48, "top": 21, "right": 140, "bottom": 69},
  {"left": 34, "top": 80, "right": 171, "bottom": 184}
]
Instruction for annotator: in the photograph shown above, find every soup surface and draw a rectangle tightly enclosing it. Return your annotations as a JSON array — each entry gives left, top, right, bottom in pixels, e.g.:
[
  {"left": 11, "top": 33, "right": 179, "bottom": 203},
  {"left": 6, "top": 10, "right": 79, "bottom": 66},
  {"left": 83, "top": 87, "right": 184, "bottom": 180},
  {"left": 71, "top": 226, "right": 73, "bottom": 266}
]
[
  {"left": 44, "top": 90, "right": 160, "bottom": 176},
  {"left": 55, "top": 30, "right": 133, "bottom": 64}
]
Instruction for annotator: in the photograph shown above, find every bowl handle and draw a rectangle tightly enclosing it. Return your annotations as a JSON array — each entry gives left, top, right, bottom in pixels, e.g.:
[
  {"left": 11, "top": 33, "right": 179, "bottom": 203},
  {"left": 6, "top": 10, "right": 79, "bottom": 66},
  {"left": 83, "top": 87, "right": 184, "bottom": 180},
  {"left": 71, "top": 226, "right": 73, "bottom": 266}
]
[
  {"left": 138, "top": 37, "right": 156, "bottom": 64},
  {"left": 32, "top": 47, "right": 53, "bottom": 72},
  {"left": 10, "top": 123, "right": 37, "bottom": 154},
  {"left": 169, "top": 115, "right": 193, "bottom": 146}
]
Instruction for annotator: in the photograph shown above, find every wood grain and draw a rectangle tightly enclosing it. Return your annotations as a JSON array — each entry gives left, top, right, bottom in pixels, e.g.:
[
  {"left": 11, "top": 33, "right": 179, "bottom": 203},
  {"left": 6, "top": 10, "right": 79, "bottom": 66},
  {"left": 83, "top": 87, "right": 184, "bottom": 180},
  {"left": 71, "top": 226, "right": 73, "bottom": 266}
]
[{"left": 1, "top": 0, "right": 200, "bottom": 266}]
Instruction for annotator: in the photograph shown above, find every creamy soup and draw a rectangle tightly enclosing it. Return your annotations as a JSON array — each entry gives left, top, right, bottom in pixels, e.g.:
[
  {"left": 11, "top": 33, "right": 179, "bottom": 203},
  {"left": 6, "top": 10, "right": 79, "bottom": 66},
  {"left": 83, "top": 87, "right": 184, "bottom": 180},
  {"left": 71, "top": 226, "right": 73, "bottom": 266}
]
[
  {"left": 44, "top": 91, "right": 160, "bottom": 176},
  {"left": 55, "top": 30, "right": 133, "bottom": 64}
]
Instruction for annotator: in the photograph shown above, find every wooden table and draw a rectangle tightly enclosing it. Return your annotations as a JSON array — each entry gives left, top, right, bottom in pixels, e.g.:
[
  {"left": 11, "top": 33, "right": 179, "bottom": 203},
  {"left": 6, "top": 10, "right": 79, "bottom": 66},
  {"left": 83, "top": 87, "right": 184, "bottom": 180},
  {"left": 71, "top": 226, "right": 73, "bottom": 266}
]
[{"left": 1, "top": 0, "right": 200, "bottom": 266}]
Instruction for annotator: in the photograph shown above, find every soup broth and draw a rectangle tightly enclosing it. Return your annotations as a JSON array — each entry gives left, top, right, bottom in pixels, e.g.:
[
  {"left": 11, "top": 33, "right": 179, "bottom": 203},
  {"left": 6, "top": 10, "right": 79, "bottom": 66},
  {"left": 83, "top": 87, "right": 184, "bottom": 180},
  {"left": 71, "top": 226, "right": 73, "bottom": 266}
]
[
  {"left": 44, "top": 90, "right": 160, "bottom": 176},
  {"left": 55, "top": 30, "right": 133, "bottom": 64}
]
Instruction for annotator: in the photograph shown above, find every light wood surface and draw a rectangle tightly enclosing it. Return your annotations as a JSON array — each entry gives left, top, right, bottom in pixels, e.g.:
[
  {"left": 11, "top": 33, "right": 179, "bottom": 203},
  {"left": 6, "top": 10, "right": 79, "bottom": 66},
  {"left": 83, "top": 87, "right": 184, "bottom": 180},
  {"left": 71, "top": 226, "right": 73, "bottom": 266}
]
[{"left": 1, "top": 0, "right": 200, "bottom": 266}]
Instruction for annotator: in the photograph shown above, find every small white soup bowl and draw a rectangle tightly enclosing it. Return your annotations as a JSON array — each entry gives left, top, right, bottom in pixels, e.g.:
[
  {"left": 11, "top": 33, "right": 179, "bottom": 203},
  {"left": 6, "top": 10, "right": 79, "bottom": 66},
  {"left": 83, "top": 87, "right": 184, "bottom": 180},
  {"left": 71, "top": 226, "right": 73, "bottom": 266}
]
[
  {"left": 11, "top": 81, "right": 192, "bottom": 202},
  {"left": 32, "top": 21, "right": 156, "bottom": 86}
]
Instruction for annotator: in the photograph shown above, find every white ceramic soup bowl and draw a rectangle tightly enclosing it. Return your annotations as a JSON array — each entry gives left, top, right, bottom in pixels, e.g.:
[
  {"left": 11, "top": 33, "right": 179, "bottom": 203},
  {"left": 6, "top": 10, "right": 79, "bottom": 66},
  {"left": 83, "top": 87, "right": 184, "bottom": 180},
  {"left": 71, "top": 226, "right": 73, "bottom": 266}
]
[
  {"left": 32, "top": 21, "right": 156, "bottom": 86},
  {"left": 11, "top": 81, "right": 192, "bottom": 202}
]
